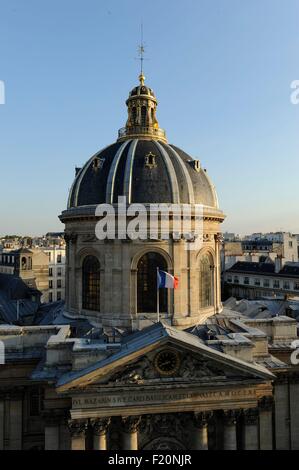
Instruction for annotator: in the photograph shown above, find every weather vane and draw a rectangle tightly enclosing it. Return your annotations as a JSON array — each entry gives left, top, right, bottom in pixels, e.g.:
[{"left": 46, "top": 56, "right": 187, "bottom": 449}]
[
  {"left": 136, "top": 22, "right": 148, "bottom": 85},
  {"left": 138, "top": 23, "right": 145, "bottom": 75}
]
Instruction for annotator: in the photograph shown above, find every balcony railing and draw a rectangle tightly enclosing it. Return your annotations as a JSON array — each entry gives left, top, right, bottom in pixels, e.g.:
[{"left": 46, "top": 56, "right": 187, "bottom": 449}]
[{"left": 118, "top": 126, "right": 167, "bottom": 141}]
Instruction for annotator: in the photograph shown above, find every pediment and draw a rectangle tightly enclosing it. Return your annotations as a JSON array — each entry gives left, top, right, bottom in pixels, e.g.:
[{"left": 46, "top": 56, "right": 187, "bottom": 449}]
[
  {"left": 57, "top": 323, "right": 274, "bottom": 393},
  {"left": 103, "top": 347, "right": 241, "bottom": 385}
]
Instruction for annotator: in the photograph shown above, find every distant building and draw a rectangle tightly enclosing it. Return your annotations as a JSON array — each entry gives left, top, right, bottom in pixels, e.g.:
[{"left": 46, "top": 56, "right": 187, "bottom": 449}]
[
  {"left": 224, "top": 257, "right": 299, "bottom": 300},
  {"left": 0, "top": 273, "right": 41, "bottom": 324},
  {"left": 0, "top": 248, "right": 49, "bottom": 302},
  {"left": 43, "top": 246, "right": 66, "bottom": 302},
  {"left": 0, "top": 237, "right": 21, "bottom": 252},
  {"left": 221, "top": 241, "right": 244, "bottom": 271},
  {"left": 222, "top": 232, "right": 299, "bottom": 273},
  {"left": 243, "top": 232, "right": 298, "bottom": 262},
  {"left": 222, "top": 232, "right": 240, "bottom": 242}
]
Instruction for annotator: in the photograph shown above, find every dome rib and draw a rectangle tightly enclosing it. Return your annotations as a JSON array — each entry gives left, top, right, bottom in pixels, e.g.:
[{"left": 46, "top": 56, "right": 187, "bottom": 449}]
[
  {"left": 68, "top": 144, "right": 114, "bottom": 207},
  {"left": 67, "top": 139, "right": 220, "bottom": 210},
  {"left": 123, "top": 139, "right": 138, "bottom": 204},
  {"left": 153, "top": 141, "right": 180, "bottom": 204},
  {"left": 106, "top": 139, "right": 131, "bottom": 204},
  {"left": 163, "top": 143, "right": 195, "bottom": 204}
]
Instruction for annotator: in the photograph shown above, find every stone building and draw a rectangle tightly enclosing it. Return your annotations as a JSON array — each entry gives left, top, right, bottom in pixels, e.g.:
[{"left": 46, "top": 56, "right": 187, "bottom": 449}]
[
  {"left": 224, "top": 259, "right": 299, "bottom": 300},
  {"left": 43, "top": 246, "right": 66, "bottom": 302},
  {"left": 0, "top": 74, "right": 299, "bottom": 450},
  {"left": 221, "top": 233, "right": 299, "bottom": 274},
  {"left": 60, "top": 72, "right": 224, "bottom": 331},
  {"left": 0, "top": 248, "right": 49, "bottom": 302}
]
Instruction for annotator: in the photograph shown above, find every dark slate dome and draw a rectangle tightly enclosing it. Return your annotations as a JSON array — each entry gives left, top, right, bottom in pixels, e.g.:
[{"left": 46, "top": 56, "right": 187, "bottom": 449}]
[
  {"left": 129, "top": 84, "right": 156, "bottom": 99},
  {"left": 68, "top": 139, "right": 219, "bottom": 209},
  {"left": 67, "top": 74, "right": 219, "bottom": 210}
]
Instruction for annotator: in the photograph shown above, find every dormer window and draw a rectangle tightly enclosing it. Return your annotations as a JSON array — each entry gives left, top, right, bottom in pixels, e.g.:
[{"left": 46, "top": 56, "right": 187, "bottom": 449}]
[
  {"left": 189, "top": 160, "right": 201, "bottom": 172},
  {"left": 145, "top": 152, "right": 157, "bottom": 169},
  {"left": 93, "top": 157, "right": 105, "bottom": 171}
]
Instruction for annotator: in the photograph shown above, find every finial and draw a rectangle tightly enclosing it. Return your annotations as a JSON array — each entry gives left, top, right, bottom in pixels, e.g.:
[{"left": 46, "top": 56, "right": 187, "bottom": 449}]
[{"left": 139, "top": 72, "right": 145, "bottom": 86}]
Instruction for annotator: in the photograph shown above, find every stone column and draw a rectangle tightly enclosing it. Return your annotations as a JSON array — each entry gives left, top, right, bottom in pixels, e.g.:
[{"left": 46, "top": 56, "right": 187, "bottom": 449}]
[
  {"left": 65, "top": 233, "right": 77, "bottom": 311},
  {"left": 121, "top": 416, "right": 141, "bottom": 450},
  {"left": 68, "top": 419, "right": 88, "bottom": 450},
  {"left": 44, "top": 413, "right": 61, "bottom": 450},
  {"left": 192, "top": 412, "right": 212, "bottom": 450},
  {"left": 122, "top": 241, "right": 131, "bottom": 321},
  {"left": 259, "top": 396, "right": 273, "bottom": 450},
  {"left": 0, "top": 395, "right": 4, "bottom": 450},
  {"left": 172, "top": 239, "right": 182, "bottom": 319},
  {"left": 91, "top": 417, "right": 111, "bottom": 450},
  {"left": 214, "top": 233, "right": 223, "bottom": 313},
  {"left": 290, "top": 373, "right": 299, "bottom": 450},
  {"left": 9, "top": 390, "right": 23, "bottom": 450},
  {"left": 243, "top": 408, "right": 259, "bottom": 450},
  {"left": 223, "top": 410, "right": 239, "bottom": 450},
  {"left": 274, "top": 375, "right": 290, "bottom": 450}
]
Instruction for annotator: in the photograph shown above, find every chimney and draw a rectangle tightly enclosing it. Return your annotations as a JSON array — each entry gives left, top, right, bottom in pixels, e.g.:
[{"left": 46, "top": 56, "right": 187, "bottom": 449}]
[{"left": 275, "top": 255, "right": 285, "bottom": 273}]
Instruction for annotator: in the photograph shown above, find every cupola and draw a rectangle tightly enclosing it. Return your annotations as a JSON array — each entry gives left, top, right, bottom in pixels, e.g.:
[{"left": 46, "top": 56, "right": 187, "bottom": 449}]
[{"left": 118, "top": 73, "right": 167, "bottom": 143}]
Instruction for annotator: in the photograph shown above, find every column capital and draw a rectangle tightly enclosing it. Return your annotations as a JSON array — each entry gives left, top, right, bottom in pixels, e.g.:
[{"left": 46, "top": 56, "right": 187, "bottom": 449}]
[
  {"left": 243, "top": 408, "right": 259, "bottom": 425},
  {"left": 193, "top": 411, "right": 213, "bottom": 428},
  {"left": 64, "top": 232, "right": 77, "bottom": 244},
  {"left": 91, "top": 417, "right": 111, "bottom": 436},
  {"left": 121, "top": 416, "right": 141, "bottom": 434},
  {"left": 214, "top": 232, "right": 223, "bottom": 244},
  {"left": 68, "top": 419, "right": 88, "bottom": 437},
  {"left": 223, "top": 409, "right": 240, "bottom": 426},
  {"left": 258, "top": 396, "right": 274, "bottom": 411}
]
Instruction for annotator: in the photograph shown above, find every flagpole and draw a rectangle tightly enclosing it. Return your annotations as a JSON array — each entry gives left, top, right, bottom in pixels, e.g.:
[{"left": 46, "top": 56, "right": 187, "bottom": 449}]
[{"left": 157, "top": 267, "right": 160, "bottom": 323}]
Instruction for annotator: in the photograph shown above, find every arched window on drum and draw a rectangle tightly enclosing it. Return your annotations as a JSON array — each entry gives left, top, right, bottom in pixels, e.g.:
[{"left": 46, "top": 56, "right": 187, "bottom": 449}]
[
  {"left": 82, "top": 255, "right": 101, "bottom": 311},
  {"left": 137, "top": 252, "right": 168, "bottom": 313},
  {"left": 199, "top": 254, "right": 214, "bottom": 308}
]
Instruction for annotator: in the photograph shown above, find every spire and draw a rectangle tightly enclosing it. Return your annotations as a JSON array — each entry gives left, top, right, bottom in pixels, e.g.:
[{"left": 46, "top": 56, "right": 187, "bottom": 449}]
[
  {"left": 137, "top": 24, "right": 146, "bottom": 86},
  {"left": 138, "top": 23, "right": 145, "bottom": 76},
  {"left": 117, "top": 27, "right": 167, "bottom": 143}
]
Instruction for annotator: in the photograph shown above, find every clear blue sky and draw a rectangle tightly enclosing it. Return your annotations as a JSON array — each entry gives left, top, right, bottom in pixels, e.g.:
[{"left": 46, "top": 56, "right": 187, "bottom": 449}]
[{"left": 0, "top": 0, "right": 298, "bottom": 236}]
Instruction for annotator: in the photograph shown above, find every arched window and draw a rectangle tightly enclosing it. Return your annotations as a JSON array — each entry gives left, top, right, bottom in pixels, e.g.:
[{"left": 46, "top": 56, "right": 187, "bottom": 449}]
[
  {"left": 21, "top": 257, "right": 27, "bottom": 270},
  {"left": 141, "top": 106, "right": 147, "bottom": 127},
  {"left": 82, "top": 256, "right": 101, "bottom": 311},
  {"left": 132, "top": 107, "right": 137, "bottom": 125},
  {"left": 137, "top": 252, "right": 167, "bottom": 313},
  {"left": 199, "top": 254, "right": 214, "bottom": 308}
]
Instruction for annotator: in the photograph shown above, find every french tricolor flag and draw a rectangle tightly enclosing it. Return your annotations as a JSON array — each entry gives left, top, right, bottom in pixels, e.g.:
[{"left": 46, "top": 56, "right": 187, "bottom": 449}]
[{"left": 157, "top": 270, "right": 179, "bottom": 289}]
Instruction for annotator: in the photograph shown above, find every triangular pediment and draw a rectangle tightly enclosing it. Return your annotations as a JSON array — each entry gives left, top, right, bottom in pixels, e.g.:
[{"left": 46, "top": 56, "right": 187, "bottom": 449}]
[{"left": 57, "top": 322, "right": 274, "bottom": 392}]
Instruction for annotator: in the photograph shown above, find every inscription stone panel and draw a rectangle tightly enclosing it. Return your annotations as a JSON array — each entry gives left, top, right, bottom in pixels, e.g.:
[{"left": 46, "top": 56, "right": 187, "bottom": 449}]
[{"left": 72, "top": 387, "right": 257, "bottom": 416}]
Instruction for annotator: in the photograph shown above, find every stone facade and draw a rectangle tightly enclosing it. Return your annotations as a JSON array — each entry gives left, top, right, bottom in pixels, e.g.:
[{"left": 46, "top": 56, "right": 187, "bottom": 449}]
[
  {"left": 1, "top": 76, "right": 299, "bottom": 452},
  {"left": 0, "top": 315, "right": 298, "bottom": 450},
  {"left": 62, "top": 219, "right": 223, "bottom": 330}
]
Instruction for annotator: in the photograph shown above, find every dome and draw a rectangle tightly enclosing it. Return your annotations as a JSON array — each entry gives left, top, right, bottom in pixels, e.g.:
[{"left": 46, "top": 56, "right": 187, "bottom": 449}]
[
  {"left": 61, "top": 72, "right": 225, "bottom": 331},
  {"left": 127, "top": 73, "right": 156, "bottom": 100},
  {"left": 67, "top": 139, "right": 219, "bottom": 208},
  {"left": 66, "top": 73, "right": 221, "bottom": 212}
]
